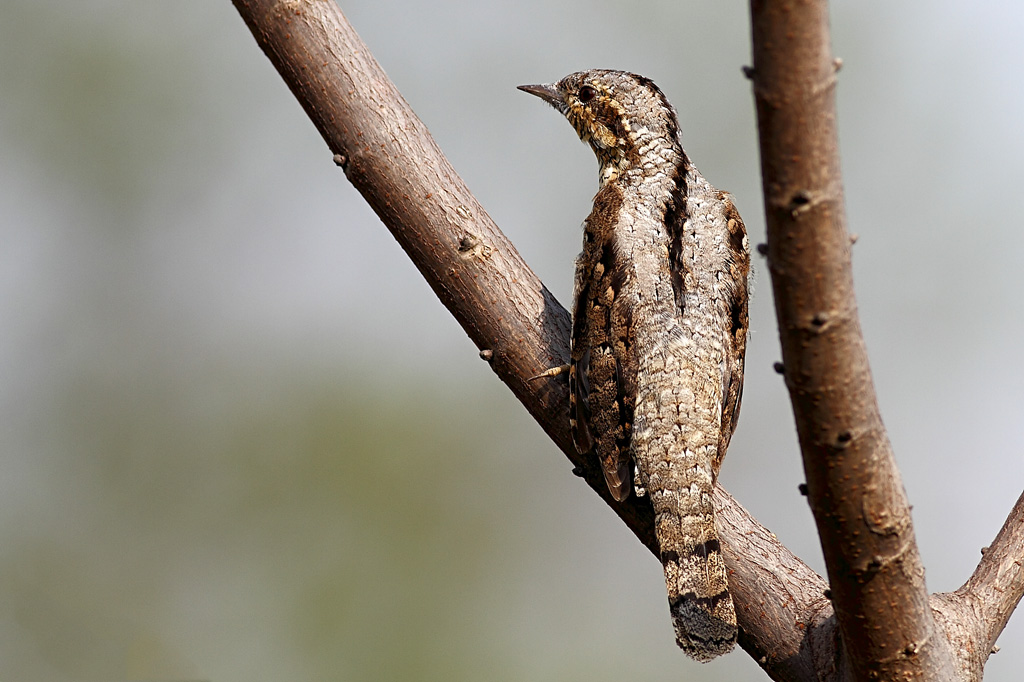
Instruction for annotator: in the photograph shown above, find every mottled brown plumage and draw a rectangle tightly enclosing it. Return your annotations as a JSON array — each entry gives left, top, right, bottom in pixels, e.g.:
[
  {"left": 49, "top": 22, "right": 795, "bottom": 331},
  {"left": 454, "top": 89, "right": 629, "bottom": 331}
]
[{"left": 520, "top": 70, "right": 750, "bottom": 661}]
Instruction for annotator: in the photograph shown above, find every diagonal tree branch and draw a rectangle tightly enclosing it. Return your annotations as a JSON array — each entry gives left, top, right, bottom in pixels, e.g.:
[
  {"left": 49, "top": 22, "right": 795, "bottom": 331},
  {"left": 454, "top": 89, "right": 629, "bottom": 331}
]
[
  {"left": 230, "top": 1, "right": 1018, "bottom": 680},
  {"left": 748, "top": 1, "right": 957, "bottom": 680},
  {"left": 966, "top": 490, "right": 1024, "bottom": 649},
  {"left": 932, "top": 490, "right": 1024, "bottom": 680}
]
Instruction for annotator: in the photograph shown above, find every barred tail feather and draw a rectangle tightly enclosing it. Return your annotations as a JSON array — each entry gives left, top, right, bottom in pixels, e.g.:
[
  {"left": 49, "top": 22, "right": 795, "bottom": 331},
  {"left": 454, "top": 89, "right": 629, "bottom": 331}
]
[
  {"left": 649, "top": 482, "right": 737, "bottom": 661},
  {"left": 664, "top": 537, "right": 736, "bottom": 661}
]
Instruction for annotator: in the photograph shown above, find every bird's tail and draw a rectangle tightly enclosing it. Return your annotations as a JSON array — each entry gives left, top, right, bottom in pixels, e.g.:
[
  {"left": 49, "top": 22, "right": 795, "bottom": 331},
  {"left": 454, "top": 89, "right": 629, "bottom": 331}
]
[
  {"left": 652, "top": 479, "right": 737, "bottom": 661},
  {"left": 630, "top": 311, "right": 738, "bottom": 661}
]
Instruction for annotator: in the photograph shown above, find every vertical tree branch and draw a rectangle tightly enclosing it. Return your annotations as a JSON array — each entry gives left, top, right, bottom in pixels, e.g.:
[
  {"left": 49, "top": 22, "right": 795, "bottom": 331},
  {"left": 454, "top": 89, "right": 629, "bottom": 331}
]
[{"left": 748, "top": 1, "right": 956, "bottom": 680}]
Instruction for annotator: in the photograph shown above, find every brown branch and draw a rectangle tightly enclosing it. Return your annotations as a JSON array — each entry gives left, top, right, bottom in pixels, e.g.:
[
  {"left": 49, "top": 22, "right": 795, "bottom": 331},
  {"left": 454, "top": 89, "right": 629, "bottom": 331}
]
[
  {"left": 966, "top": 490, "right": 1024, "bottom": 648},
  {"left": 748, "top": 1, "right": 957, "bottom": 680},
  {"left": 716, "top": 487, "right": 841, "bottom": 682},
  {"left": 932, "top": 490, "right": 1024, "bottom": 681}
]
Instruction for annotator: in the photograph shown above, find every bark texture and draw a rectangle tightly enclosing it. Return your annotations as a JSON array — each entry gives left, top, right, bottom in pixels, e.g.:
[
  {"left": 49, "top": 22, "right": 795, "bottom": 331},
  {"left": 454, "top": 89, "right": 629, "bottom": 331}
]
[{"left": 750, "top": 1, "right": 957, "bottom": 680}]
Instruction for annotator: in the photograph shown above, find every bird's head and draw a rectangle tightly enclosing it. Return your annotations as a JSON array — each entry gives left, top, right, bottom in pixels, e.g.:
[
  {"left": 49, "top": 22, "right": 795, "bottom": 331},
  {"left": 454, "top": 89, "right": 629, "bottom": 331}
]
[{"left": 518, "top": 69, "right": 682, "bottom": 185}]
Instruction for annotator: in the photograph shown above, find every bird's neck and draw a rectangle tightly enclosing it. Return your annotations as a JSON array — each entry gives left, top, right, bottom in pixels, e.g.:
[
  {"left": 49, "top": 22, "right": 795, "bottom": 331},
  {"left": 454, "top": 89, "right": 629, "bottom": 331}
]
[{"left": 596, "top": 128, "right": 689, "bottom": 194}]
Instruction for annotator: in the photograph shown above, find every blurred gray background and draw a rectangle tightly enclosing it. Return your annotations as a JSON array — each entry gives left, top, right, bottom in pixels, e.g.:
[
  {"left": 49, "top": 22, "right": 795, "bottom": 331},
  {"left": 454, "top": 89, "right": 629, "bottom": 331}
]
[{"left": 1, "top": 1, "right": 1021, "bottom": 680}]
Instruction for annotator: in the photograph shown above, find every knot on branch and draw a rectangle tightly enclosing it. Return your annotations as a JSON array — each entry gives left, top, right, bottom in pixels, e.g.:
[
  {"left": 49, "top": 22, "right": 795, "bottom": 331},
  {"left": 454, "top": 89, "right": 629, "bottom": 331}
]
[
  {"left": 801, "top": 307, "right": 854, "bottom": 335},
  {"left": 786, "top": 190, "right": 816, "bottom": 218},
  {"left": 810, "top": 311, "right": 830, "bottom": 332},
  {"left": 457, "top": 232, "right": 492, "bottom": 261}
]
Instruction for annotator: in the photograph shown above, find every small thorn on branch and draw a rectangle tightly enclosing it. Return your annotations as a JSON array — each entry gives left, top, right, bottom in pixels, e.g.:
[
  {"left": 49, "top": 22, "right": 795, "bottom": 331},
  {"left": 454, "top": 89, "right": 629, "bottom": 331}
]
[
  {"left": 833, "top": 57, "right": 844, "bottom": 72},
  {"left": 479, "top": 349, "right": 494, "bottom": 362},
  {"left": 742, "top": 65, "right": 756, "bottom": 79},
  {"left": 798, "top": 483, "right": 808, "bottom": 496},
  {"left": 773, "top": 361, "right": 785, "bottom": 374},
  {"left": 332, "top": 153, "right": 348, "bottom": 168},
  {"left": 756, "top": 242, "right": 769, "bottom": 256}
]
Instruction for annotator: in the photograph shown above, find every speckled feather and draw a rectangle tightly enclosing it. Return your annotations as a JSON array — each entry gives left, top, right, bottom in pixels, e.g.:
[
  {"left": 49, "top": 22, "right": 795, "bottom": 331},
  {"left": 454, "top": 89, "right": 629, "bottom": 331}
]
[{"left": 520, "top": 70, "right": 750, "bottom": 662}]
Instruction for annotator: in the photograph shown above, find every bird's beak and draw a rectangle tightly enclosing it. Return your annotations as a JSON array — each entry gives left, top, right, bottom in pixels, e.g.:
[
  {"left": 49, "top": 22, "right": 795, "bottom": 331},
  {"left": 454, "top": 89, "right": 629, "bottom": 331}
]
[{"left": 517, "top": 83, "right": 562, "bottom": 106}]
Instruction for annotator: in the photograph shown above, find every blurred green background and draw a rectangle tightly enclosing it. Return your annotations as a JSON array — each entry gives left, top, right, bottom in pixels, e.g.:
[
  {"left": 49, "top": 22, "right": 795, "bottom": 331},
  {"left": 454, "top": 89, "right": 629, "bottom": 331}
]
[{"left": 1, "top": 1, "right": 1021, "bottom": 680}]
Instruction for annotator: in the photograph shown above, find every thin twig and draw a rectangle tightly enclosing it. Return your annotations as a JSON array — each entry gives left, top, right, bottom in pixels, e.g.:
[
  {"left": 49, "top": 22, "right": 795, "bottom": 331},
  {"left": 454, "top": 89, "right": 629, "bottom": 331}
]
[{"left": 956, "top": 491, "right": 1024, "bottom": 671}]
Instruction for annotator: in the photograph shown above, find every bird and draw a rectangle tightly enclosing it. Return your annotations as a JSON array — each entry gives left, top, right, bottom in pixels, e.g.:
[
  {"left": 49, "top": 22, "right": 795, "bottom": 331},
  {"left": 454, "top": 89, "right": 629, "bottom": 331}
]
[{"left": 519, "top": 70, "right": 750, "bottom": 661}]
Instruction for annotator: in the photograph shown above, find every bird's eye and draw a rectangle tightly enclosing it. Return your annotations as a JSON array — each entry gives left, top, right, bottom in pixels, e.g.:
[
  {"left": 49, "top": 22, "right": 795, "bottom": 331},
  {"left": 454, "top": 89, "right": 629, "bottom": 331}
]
[{"left": 578, "top": 85, "right": 597, "bottom": 103}]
